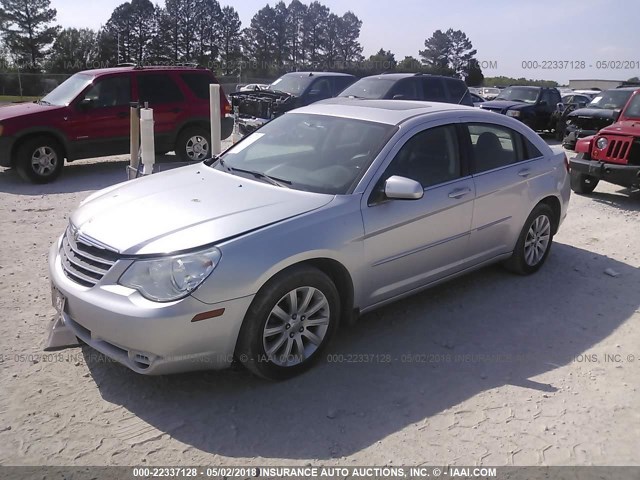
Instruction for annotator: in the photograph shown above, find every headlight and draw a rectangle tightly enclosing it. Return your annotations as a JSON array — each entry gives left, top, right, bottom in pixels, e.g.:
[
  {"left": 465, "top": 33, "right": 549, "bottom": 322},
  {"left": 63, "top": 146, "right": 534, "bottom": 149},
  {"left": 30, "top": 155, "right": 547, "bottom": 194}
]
[
  {"left": 119, "top": 246, "right": 221, "bottom": 302},
  {"left": 596, "top": 137, "right": 608, "bottom": 150},
  {"left": 506, "top": 110, "right": 521, "bottom": 118}
]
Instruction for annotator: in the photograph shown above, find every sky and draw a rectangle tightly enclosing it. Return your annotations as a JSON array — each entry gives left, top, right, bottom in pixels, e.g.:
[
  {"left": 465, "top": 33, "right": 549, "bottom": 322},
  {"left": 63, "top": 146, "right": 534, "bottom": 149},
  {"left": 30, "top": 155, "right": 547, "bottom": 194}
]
[{"left": 51, "top": 0, "right": 640, "bottom": 85}]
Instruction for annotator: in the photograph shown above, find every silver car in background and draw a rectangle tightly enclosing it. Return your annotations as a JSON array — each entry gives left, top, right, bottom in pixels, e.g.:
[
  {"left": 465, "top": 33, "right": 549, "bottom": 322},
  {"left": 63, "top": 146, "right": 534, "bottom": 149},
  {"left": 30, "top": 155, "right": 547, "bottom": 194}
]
[{"left": 48, "top": 99, "right": 571, "bottom": 379}]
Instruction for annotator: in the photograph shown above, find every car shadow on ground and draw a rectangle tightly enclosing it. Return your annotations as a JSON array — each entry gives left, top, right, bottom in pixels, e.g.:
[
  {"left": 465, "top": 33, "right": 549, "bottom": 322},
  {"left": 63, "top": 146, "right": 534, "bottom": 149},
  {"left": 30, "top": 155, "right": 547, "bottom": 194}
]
[
  {"left": 587, "top": 189, "right": 640, "bottom": 211},
  {"left": 0, "top": 154, "right": 192, "bottom": 195},
  {"left": 81, "top": 243, "right": 640, "bottom": 459}
]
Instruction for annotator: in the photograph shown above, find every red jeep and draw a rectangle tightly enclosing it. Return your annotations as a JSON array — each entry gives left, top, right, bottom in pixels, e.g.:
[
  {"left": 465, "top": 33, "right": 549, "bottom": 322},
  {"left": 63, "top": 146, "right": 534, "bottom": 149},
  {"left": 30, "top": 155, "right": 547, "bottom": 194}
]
[
  {"left": 0, "top": 66, "right": 232, "bottom": 183},
  {"left": 570, "top": 88, "right": 640, "bottom": 194}
]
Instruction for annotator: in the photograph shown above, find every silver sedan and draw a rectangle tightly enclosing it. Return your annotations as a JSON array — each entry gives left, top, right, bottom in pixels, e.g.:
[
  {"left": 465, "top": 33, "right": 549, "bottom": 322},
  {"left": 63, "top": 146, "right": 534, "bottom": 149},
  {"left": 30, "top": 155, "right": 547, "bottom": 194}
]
[{"left": 48, "top": 99, "right": 571, "bottom": 379}]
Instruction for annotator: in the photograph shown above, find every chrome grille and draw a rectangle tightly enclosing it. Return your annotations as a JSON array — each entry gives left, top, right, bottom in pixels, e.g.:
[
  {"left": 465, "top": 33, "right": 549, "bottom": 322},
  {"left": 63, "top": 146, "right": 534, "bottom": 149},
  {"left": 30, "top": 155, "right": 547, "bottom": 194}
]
[{"left": 60, "top": 228, "right": 119, "bottom": 287}]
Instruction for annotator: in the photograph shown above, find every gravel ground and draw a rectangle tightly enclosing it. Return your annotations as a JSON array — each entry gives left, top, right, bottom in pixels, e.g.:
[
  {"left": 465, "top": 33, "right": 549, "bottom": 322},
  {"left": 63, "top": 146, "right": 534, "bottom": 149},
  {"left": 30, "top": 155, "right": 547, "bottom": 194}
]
[{"left": 0, "top": 143, "right": 639, "bottom": 466}]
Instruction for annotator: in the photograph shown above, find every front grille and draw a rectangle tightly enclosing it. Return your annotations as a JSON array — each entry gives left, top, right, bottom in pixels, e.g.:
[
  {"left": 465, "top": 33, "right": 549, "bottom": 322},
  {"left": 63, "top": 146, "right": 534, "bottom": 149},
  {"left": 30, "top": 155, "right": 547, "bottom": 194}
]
[
  {"left": 60, "top": 228, "right": 119, "bottom": 287},
  {"left": 605, "top": 138, "right": 632, "bottom": 162}
]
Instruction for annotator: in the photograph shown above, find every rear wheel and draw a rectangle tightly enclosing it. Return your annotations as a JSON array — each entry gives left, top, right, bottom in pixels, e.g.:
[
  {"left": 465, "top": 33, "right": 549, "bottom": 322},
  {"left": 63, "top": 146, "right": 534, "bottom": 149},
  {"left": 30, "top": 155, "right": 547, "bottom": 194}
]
[
  {"left": 16, "top": 136, "right": 64, "bottom": 183},
  {"left": 504, "top": 204, "right": 555, "bottom": 275},
  {"left": 175, "top": 126, "right": 210, "bottom": 162},
  {"left": 236, "top": 265, "right": 340, "bottom": 380},
  {"left": 570, "top": 171, "right": 599, "bottom": 194}
]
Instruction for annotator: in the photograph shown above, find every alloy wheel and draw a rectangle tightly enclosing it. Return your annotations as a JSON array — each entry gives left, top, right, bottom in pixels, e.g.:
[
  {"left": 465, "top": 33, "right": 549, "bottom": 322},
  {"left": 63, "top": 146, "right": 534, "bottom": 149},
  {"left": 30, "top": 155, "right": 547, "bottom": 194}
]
[
  {"left": 524, "top": 214, "right": 551, "bottom": 266},
  {"left": 31, "top": 146, "right": 58, "bottom": 176}
]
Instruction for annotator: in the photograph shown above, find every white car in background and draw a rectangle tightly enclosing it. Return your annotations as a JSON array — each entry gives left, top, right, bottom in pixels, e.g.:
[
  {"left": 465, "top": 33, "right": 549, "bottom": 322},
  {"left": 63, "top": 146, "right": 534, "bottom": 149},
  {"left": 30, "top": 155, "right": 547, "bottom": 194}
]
[{"left": 236, "top": 83, "right": 270, "bottom": 92}]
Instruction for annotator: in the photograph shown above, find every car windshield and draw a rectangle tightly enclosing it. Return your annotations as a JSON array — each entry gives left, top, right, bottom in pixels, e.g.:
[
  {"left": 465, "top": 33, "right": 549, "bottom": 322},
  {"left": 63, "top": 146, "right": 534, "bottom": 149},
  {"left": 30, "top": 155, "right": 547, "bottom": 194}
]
[
  {"left": 212, "top": 113, "right": 395, "bottom": 195},
  {"left": 339, "top": 78, "right": 397, "bottom": 99},
  {"left": 495, "top": 87, "right": 540, "bottom": 103},
  {"left": 622, "top": 94, "right": 640, "bottom": 119},
  {"left": 268, "top": 75, "right": 312, "bottom": 96},
  {"left": 40, "top": 73, "right": 93, "bottom": 106},
  {"left": 587, "top": 90, "right": 633, "bottom": 110}
]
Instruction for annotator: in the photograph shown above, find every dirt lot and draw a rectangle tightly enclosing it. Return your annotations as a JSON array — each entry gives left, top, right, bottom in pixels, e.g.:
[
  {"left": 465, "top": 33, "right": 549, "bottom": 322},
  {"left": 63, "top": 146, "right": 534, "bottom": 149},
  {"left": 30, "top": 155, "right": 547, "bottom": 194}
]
[{"left": 0, "top": 144, "right": 639, "bottom": 467}]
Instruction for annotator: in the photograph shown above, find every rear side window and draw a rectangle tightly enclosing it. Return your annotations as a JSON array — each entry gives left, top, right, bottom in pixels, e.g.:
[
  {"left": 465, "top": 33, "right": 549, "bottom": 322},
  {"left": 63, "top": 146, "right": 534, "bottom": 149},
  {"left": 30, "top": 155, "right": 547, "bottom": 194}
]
[
  {"left": 467, "top": 123, "right": 543, "bottom": 172},
  {"left": 180, "top": 73, "right": 214, "bottom": 100},
  {"left": 421, "top": 78, "right": 447, "bottom": 102},
  {"left": 445, "top": 78, "right": 469, "bottom": 103},
  {"left": 138, "top": 74, "right": 184, "bottom": 104}
]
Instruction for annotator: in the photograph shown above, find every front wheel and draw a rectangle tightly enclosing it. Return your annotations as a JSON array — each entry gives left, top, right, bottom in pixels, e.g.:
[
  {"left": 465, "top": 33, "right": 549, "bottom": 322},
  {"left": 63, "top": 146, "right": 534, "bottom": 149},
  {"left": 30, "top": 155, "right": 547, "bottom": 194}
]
[
  {"left": 236, "top": 265, "right": 340, "bottom": 380},
  {"left": 504, "top": 204, "right": 555, "bottom": 275},
  {"left": 16, "top": 136, "right": 64, "bottom": 183},
  {"left": 570, "top": 171, "right": 599, "bottom": 194},
  {"left": 175, "top": 126, "right": 210, "bottom": 162}
]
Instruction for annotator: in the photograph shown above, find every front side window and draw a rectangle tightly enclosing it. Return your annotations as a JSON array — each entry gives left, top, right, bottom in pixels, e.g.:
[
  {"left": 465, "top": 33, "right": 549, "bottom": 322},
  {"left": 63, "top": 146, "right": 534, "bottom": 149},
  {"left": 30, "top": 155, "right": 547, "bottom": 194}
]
[
  {"left": 383, "top": 125, "right": 461, "bottom": 188},
  {"left": 80, "top": 76, "right": 131, "bottom": 108},
  {"left": 622, "top": 94, "right": 640, "bottom": 119},
  {"left": 213, "top": 113, "right": 395, "bottom": 195},
  {"left": 138, "top": 74, "right": 184, "bottom": 104}
]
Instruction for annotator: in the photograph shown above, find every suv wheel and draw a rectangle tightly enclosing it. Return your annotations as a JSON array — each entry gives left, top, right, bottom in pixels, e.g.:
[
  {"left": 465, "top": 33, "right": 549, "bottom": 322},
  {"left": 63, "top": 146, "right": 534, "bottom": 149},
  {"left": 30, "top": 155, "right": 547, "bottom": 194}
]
[
  {"left": 570, "top": 171, "right": 599, "bottom": 194},
  {"left": 16, "top": 136, "right": 64, "bottom": 184},
  {"left": 176, "top": 126, "right": 210, "bottom": 162},
  {"left": 504, "top": 204, "right": 555, "bottom": 275},
  {"left": 236, "top": 265, "right": 340, "bottom": 380}
]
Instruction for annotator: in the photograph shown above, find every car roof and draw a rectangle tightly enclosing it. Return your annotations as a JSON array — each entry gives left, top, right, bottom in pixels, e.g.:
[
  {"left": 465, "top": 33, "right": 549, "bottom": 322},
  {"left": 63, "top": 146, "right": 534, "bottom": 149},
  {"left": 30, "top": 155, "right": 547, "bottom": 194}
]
[
  {"left": 281, "top": 71, "right": 355, "bottom": 78},
  {"left": 77, "top": 66, "right": 211, "bottom": 77},
  {"left": 357, "top": 73, "right": 458, "bottom": 81},
  {"left": 294, "top": 98, "right": 476, "bottom": 125}
]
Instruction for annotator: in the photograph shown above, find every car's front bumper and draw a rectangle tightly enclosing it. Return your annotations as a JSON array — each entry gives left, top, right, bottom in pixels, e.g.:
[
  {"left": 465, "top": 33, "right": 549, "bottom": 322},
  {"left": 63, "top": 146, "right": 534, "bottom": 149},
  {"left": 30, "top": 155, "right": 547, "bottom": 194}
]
[
  {"left": 48, "top": 240, "right": 254, "bottom": 375},
  {"left": 570, "top": 154, "right": 640, "bottom": 188}
]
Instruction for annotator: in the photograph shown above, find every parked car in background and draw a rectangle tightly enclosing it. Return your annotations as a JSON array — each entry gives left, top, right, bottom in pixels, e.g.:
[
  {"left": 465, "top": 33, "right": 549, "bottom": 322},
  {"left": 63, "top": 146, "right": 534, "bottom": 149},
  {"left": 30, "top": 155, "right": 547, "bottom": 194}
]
[
  {"left": 0, "top": 65, "right": 232, "bottom": 183},
  {"left": 470, "top": 92, "right": 485, "bottom": 106},
  {"left": 236, "top": 83, "right": 270, "bottom": 92},
  {"left": 229, "top": 72, "right": 355, "bottom": 134},
  {"left": 48, "top": 99, "right": 570, "bottom": 379},
  {"left": 480, "top": 85, "right": 561, "bottom": 132},
  {"left": 551, "top": 93, "right": 593, "bottom": 140},
  {"left": 562, "top": 87, "right": 637, "bottom": 150},
  {"left": 480, "top": 87, "right": 501, "bottom": 100},
  {"left": 338, "top": 73, "right": 474, "bottom": 106},
  {"left": 570, "top": 89, "right": 640, "bottom": 194}
]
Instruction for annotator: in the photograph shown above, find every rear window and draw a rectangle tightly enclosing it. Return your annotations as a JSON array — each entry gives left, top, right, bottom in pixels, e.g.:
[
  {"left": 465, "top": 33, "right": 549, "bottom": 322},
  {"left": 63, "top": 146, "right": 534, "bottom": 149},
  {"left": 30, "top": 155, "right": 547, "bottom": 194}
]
[
  {"left": 180, "top": 73, "right": 215, "bottom": 100},
  {"left": 138, "top": 74, "right": 184, "bottom": 104}
]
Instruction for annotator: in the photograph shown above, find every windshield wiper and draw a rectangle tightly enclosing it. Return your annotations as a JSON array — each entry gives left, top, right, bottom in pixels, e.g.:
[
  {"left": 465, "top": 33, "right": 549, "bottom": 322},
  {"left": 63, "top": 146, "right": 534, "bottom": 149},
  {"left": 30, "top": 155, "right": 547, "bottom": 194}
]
[
  {"left": 221, "top": 161, "right": 291, "bottom": 188},
  {"left": 37, "top": 99, "right": 53, "bottom": 106}
]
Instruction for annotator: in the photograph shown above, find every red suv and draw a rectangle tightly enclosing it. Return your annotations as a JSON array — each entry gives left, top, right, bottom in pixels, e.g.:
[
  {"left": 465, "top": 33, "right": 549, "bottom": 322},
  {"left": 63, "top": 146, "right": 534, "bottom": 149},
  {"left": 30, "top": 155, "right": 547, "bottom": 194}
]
[{"left": 0, "top": 66, "right": 232, "bottom": 183}]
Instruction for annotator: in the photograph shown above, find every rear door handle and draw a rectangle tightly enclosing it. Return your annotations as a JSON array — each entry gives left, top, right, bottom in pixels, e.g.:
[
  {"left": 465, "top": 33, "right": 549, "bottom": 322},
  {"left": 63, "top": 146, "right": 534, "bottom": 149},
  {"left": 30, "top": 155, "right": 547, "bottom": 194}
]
[
  {"left": 448, "top": 187, "right": 472, "bottom": 199},
  {"left": 518, "top": 168, "right": 531, "bottom": 177}
]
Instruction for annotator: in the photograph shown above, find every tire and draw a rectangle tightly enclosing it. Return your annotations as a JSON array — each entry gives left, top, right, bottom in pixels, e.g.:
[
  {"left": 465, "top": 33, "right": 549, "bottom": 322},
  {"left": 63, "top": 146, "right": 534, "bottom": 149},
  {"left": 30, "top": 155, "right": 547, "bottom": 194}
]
[
  {"left": 504, "top": 204, "right": 555, "bottom": 275},
  {"left": 15, "top": 136, "right": 64, "bottom": 184},
  {"left": 570, "top": 171, "right": 599, "bottom": 194},
  {"left": 236, "top": 265, "right": 340, "bottom": 380},
  {"left": 175, "top": 126, "right": 210, "bottom": 162}
]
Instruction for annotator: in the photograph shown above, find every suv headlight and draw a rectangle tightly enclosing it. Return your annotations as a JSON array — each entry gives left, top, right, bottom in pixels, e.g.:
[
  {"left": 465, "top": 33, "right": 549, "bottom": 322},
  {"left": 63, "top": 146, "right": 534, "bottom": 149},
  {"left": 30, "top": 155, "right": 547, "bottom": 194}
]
[
  {"left": 506, "top": 110, "right": 521, "bottom": 118},
  {"left": 596, "top": 137, "right": 608, "bottom": 150},
  {"left": 119, "top": 246, "right": 221, "bottom": 302}
]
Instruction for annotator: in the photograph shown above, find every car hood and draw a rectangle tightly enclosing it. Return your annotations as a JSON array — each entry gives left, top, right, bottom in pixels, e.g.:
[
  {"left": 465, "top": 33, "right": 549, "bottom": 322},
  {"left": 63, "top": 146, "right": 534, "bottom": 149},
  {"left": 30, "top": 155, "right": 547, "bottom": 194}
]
[
  {"left": 481, "top": 100, "right": 527, "bottom": 110},
  {"left": 70, "top": 164, "right": 334, "bottom": 255},
  {"left": 0, "top": 101, "right": 61, "bottom": 120},
  {"left": 599, "top": 119, "right": 640, "bottom": 136},
  {"left": 566, "top": 107, "right": 616, "bottom": 120}
]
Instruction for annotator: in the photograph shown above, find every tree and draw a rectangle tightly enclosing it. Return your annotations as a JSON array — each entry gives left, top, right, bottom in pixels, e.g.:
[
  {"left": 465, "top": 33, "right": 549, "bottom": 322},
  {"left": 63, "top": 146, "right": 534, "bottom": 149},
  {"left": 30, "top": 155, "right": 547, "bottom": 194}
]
[
  {"left": 396, "top": 55, "right": 422, "bottom": 73},
  {"left": 286, "top": 0, "right": 307, "bottom": 69},
  {"left": 447, "top": 29, "right": 476, "bottom": 78},
  {"left": 0, "top": 0, "right": 61, "bottom": 70},
  {"left": 48, "top": 28, "right": 97, "bottom": 73},
  {"left": 419, "top": 29, "right": 451, "bottom": 74},
  {"left": 303, "top": 1, "right": 329, "bottom": 66},
  {"left": 336, "top": 11, "right": 362, "bottom": 64},
  {"left": 420, "top": 28, "right": 480, "bottom": 79},
  {"left": 219, "top": 6, "right": 241, "bottom": 74},
  {"left": 465, "top": 58, "right": 484, "bottom": 86},
  {"left": 242, "top": 5, "right": 277, "bottom": 75},
  {"left": 366, "top": 48, "right": 395, "bottom": 74}
]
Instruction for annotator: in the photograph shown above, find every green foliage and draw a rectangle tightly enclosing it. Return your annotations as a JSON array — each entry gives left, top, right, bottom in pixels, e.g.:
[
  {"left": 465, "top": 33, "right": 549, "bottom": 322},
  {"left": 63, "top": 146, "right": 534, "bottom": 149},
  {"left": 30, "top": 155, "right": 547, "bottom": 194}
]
[
  {"left": 0, "top": 0, "right": 61, "bottom": 70},
  {"left": 420, "top": 28, "right": 477, "bottom": 78},
  {"left": 483, "top": 76, "right": 558, "bottom": 87},
  {"left": 48, "top": 28, "right": 97, "bottom": 73}
]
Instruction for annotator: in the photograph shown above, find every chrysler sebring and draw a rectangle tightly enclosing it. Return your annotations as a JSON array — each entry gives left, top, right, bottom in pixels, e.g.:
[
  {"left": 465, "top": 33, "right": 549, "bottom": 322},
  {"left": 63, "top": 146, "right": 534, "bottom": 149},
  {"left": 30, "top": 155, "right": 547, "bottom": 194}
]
[{"left": 48, "top": 99, "right": 570, "bottom": 379}]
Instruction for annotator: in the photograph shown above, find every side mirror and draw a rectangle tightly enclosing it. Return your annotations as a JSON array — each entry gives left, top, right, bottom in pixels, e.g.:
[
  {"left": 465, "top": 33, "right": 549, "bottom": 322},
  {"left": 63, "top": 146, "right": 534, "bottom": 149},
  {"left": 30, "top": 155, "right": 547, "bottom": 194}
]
[
  {"left": 77, "top": 98, "right": 94, "bottom": 111},
  {"left": 613, "top": 109, "right": 622, "bottom": 122},
  {"left": 384, "top": 175, "right": 423, "bottom": 200}
]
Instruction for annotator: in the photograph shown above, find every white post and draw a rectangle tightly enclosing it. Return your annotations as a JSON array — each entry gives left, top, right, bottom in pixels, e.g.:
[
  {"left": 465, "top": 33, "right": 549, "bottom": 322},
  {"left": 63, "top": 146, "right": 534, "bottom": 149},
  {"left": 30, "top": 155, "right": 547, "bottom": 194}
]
[
  {"left": 140, "top": 107, "right": 155, "bottom": 175},
  {"left": 209, "top": 84, "right": 222, "bottom": 156}
]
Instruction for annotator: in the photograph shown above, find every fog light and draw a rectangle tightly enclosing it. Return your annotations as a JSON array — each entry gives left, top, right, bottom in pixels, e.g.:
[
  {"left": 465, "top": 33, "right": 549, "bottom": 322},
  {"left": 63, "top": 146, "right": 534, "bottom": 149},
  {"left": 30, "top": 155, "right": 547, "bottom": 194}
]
[{"left": 596, "top": 137, "right": 608, "bottom": 150}]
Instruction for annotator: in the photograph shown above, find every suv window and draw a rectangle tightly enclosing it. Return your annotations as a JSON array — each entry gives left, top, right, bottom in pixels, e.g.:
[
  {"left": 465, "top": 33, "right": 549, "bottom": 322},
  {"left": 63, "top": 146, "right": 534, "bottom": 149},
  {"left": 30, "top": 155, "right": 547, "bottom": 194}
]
[
  {"left": 138, "top": 74, "right": 184, "bottom": 104},
  {"left": 444, "top": 78, "right": 468, "bottom": 103},
  {"left": 385, "top": 125, "right": 461, "bottom": 188},
  {"left": 309, "top": 78, "right": 332, "bottom": 99},
  {"left": 80, "top": 76, "right": 130, "bottom": 108},
  {"left": 388, "top": 78, "right": 419, "bottom": 100},
  {"left": 540, "top": 89, "right": 558, "bottom": 106},
  {"left": 180, "top": 73, "right": 214, "bottom": 100},
  {"left": 421, "top": 77, "right": 447, "bottom": 102},
  {"left": 334, "top": 76, "right": 355, "bottom": 94}
]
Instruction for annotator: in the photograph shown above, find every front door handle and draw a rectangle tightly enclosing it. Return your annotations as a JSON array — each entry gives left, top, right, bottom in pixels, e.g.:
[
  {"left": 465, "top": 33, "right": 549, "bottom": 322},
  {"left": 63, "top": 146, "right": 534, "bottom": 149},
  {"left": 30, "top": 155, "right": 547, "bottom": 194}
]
[
  {"left": 448, "top": 187, "right": 472, "bottom": 199},
  {"left": 518, "top": 168, "right": 531, "bottom": 177}
]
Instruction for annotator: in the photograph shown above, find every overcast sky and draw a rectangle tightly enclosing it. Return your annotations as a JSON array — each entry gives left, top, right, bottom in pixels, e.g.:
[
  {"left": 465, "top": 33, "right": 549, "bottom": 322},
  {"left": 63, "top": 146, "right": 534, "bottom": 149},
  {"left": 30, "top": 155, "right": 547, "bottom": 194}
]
[{"left": 51, "top": 0, "right": 640, "bottom": 84}]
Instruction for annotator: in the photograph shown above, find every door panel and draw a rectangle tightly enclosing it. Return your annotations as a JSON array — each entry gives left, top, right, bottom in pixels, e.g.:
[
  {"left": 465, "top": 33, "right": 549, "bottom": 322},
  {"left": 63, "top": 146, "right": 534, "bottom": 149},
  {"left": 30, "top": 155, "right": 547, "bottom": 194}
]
[{"left": 360, "top": 122, "right": 474, "bottom": 307}]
